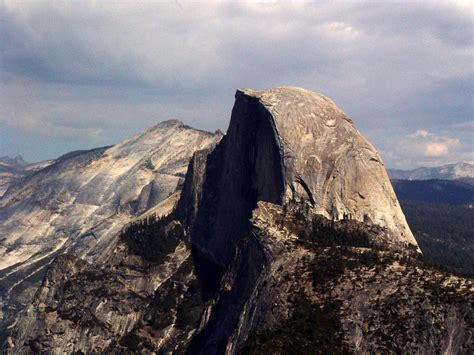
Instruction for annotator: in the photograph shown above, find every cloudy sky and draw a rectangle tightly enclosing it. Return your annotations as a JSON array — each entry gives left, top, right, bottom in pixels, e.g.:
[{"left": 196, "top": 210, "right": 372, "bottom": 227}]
[{"left": 0, "top": 0, "right": 472, "bottom": 168}]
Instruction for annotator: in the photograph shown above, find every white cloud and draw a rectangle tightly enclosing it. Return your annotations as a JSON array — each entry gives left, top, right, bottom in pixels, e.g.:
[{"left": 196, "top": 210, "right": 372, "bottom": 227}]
[
  {"left": 375, "top": 129, "right": 468, "bottom": 168},
  {"left": 408, "top": 130, "right": 460, "bottom": 157},
  {"left": 425, "top": 143, "right": 448, "bottom": 157},
  {"left": 409, "top": 130, "right": 431, "bottom": 138}
]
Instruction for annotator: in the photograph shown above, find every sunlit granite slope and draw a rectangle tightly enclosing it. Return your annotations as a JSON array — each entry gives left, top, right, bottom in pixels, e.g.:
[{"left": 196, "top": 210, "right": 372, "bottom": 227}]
[{"left": 0, "top": 120, "right": 221, "bottom": 325}]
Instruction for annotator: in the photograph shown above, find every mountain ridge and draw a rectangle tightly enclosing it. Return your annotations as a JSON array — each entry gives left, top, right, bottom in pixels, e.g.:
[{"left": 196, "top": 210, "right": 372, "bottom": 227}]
[
  {"left": 388, "top": 162, "right": 473, "bottom": 180},
  {"left": 392, "top": 178, "right": 474, "bottom": 205},
  {"left": 0, "top": 156, "right": 29, "bottom": 169},
  {"left": 0, "top": 121, "right": 222, "bottom": 332}
]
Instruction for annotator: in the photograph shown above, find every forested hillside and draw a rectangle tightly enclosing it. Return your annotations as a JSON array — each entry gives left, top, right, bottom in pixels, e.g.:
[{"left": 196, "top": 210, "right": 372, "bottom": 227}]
[
  {"left": 393, "top": 180, "right": 474, "bottom": 276},
  {"left": 392, "top": 179, "right": 474, "bottom": 204}
]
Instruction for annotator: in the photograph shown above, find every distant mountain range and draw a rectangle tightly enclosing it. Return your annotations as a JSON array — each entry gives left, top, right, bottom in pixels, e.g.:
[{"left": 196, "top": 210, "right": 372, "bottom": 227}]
[
  {"left": 388, "top": 162, "right": 473, "bottom": 180},
  {"left": 390, "top": 174, "right": 474, "bottom": 276},
  {"left": 0, "top": 156, "right": 54, "bottom": 197},
  {"left": 391, "top": 178, "right": 474, "bottom": 276},
  {"left": 391, "top": 179, "right": 474, "bottom": 205},
  {"left": 0, "top": 155, "right": 29, "bottom": 169}
]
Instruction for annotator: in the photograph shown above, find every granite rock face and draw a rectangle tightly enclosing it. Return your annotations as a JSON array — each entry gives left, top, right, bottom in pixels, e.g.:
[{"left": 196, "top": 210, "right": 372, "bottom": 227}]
[
  {"left": 7, "top": 210, "right": 198, "bottom": 354},
  {"left": 0, "top": 156, "right": 53, "bottom": 198},
  {"left": 180, "top": 87, "right": 418, "bottom": 270},
  {"left": 4, "top": 87, "right": 472, "bottom": 354},
  {"left": 8, "top": 201, "right": 471, "bottom": 354},
  {"left": 0, "top": 120, "right": 221, "bottom": 333},
  {"left": 246, "top": 87, "right": 415, "bottom": 242},
  {"left": 231, "top": 202, "right": 472, "bottom": 354},
  {"left": 176, "top": 88, "right": 472, "bottom": 354}
]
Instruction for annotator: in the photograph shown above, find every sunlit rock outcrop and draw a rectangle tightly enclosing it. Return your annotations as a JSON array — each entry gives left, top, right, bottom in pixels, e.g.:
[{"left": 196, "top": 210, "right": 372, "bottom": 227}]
[
  {"left": 180, "top": 87, "right": 418, "bottom": 270},
  {"left": 0, "top": 120, "right": 221, "bottom": 328}
]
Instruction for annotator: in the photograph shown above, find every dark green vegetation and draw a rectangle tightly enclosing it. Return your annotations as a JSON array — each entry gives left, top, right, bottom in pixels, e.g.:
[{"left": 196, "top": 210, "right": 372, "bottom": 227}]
[
  {"left": 392, "top": 179, "right": 474, "bottom": 205},
  {"left": 391, "top": 179, "right": 474, "bottom": 275},
  {"left": 242, "top": 291, "right": 346, "bottom": 355},
  {"left": 15, "top": 212, "right": 203, "bottom": 354},
  {"left": 242, "top": 233, "right": 472, "bottom": 354},
  {"left": 241, "top": 206, "right": 473, "bottom": 354},
  {"left": 147, "top": 258, "right": 203, "bottom": 331},
  {"left": 297, "top": 214, "right": 374, "bottom": 249},
  {"left": 279, "top": 203, "right": 416, "bottom": 253},
  {"left": 115, "top": 257, "right": 204, "bottom": 353},
  {"left": 400, "top": 200, "right": 474, "bottom": 276},
  {"left": 121, "top": 212, "right": 187, "bottom": 264},
  {"left": 113, "top": 214, "right": 205, "bottom": 353}
]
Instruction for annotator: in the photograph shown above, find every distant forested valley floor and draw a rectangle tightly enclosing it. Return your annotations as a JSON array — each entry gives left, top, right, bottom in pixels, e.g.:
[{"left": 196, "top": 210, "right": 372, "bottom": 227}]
[{"left": 392, "top": 179, "right": 474, "bottom": 276}]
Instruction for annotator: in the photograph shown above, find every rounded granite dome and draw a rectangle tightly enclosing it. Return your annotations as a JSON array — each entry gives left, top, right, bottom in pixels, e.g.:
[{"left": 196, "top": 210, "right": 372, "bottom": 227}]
[
  {"left": 238, "top": 86, "right": 353, "bottom": 125},
  {"left": 237, "top": 86, "right": 418, "bottom": 248},
  {"left": 183, "top": 86, "right": 419, "bottom": 270}
]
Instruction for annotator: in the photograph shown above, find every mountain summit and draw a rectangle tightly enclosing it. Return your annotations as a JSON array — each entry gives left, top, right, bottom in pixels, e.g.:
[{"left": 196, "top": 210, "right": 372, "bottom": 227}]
[
  {"left": 180, "top": 86, "right": 418, "bottom": 270},
  {"left": 4, "top": 88, "right": 471, "bottom": 354},
  {"left": 0, "top": 155, "right": 28, "bottom": 168},
  {"left": 0, "top": 121, "right": 222, "bottom": 329}
]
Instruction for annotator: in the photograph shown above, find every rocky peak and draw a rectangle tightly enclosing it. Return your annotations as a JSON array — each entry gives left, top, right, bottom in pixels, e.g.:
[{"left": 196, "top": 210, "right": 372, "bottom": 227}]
[
  {"left": 180, "top": 86, "right": 419, "bottom": 269},
  {"left": 0, "top": 120, "right": 221, "bottom": 331},
  {"left": 245, "top": 87, "right": 416, "bottom": 243},
  {"left": 0, "top": 155, "right": 29, "bottom": 167}
]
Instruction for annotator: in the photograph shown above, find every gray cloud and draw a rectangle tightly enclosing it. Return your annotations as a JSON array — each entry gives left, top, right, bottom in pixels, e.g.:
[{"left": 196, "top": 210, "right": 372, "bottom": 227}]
[
  {"left": 0, "top": 0, "right": 472, "bottom": 167},
  {"left": 376, "top": 128, "right": 473, "bottom": 169}
]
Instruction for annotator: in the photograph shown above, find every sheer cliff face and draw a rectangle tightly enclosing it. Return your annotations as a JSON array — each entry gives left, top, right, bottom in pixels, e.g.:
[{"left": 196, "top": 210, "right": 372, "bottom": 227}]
[
  {"left": 182, "top": 87, "right": 418, "bottom": 268},
  {"left": 178, "top": 92, "right": 285, "bottom": 267}
]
